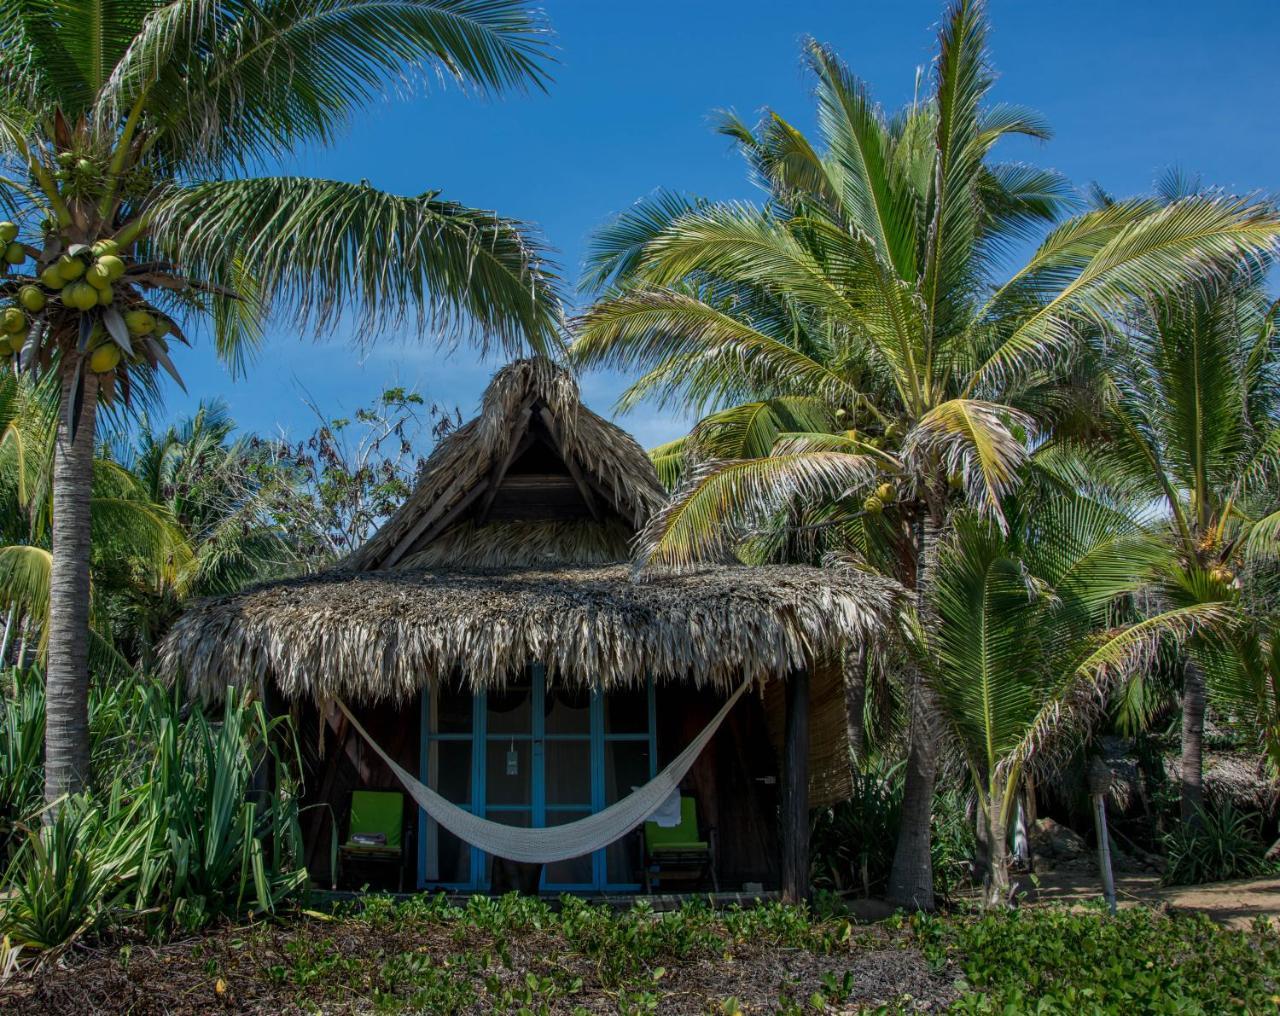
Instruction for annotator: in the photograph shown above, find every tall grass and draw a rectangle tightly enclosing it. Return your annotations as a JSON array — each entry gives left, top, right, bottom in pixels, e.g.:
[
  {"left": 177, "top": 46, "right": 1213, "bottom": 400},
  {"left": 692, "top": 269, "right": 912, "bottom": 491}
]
[{"left": 0, "top": 670, "right": 307, "bottom": 950}]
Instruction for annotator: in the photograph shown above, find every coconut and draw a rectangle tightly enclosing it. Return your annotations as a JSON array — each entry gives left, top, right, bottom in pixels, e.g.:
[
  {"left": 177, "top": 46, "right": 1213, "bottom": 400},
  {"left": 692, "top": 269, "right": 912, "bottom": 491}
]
[
  {"left": 65, "top": 282, "right": 99, "bottom": 311},
  {"left": 39, "top": 267, "right": 66, "bottom": 290},
  {"left": 1209, "top": 564, "right": 1235, "bottom": 585},
  {"left": 1, "top": 308, "right": 25, "bottom": 334},
  {"left": 875, "top": 482, "right": 895, "bottom": 502},
  {"left": 97, "top": 254, "right": 125, "bottom": 280},
  {"left": 863, "top": 494, "right": 884, "bottom": 514},
  {"left": 0, "top": 222, "right": 16, "bottom": 244},
  {"left": 91, "top": 239, "right": 120, "bottom": 258},
  {"left": 88, "top": 343, "right": 122, "bottom": 374},
  {"left": 18, "top": 286, "right": 45, "bottom": 312},
  {"left": 4, "top": 243, "right": 25, "bottom": 266},
  {"left": 56, "top": 255, "right": 85, "bottom": 281},
  {"left": 1, "top": 335, "right": 21, "bottom": 356},
  {"left": 85, "top": 263, "right": 113, "bottom": 289},
  {"left": 95, "top": 285, "right": 114, "bottom": 306},
  {"left": 124, "top": 309, "right": 156, "bottom": 335}
]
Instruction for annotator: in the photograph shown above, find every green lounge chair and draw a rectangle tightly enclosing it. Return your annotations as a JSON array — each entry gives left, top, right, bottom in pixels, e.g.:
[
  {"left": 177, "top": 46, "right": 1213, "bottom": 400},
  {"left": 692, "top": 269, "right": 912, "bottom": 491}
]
[
  {"left": 339, "top": 789, "right": 406, "bottom": 891},
  {"left": 642, "top": 795, "right": 718, "bottom": 893}
]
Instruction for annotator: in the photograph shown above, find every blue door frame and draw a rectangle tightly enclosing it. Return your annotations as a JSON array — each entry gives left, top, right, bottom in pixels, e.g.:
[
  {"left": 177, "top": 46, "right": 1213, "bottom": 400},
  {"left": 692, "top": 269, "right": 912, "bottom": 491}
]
[{"left": 417, "top": 665, "right": 657, "bottom": 892}]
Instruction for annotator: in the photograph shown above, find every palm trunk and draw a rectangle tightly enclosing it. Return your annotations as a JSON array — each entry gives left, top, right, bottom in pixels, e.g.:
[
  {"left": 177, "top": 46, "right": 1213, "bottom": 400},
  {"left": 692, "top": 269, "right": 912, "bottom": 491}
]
[
  {"left": 43, "top": 366, "right": 98, "bottom": 806},
  {"left": 1179, "top": 657, "right": 1206, "bottom": 827},
  {"left": 887, "top": 511, "right": 940, "bottom": 910},
  {"left": 983, "top": 794, "right": 1010, "bottom": 908}
]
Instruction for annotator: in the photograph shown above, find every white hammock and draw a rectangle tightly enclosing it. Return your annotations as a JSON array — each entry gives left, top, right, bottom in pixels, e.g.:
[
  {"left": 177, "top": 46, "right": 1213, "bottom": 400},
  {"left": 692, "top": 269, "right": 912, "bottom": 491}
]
[{"left": 337, "top": 679, "right": 750, "bottom": 864}]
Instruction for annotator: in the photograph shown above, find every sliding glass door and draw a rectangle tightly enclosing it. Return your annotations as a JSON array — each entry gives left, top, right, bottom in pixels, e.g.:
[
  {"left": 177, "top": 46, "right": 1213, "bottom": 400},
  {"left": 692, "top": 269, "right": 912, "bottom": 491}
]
[{"left": 418, "top": 665, "right": 656, "bottom": 892}]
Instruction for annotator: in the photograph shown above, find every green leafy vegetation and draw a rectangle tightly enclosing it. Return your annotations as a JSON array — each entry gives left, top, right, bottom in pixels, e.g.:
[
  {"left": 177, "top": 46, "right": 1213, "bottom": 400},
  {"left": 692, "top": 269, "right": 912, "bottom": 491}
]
[
  {"left": 911, "top": 906, "right": 1280, "bottom": 1014},
  {"left": 0, "top": 670, "right": 305, "bottom": 950},
  {"left": 6, "top": 893, "right": 1279, "bottom": 1014},
  {"left": 1162, "top": 803, "right": 1274, "bottom": 887}
]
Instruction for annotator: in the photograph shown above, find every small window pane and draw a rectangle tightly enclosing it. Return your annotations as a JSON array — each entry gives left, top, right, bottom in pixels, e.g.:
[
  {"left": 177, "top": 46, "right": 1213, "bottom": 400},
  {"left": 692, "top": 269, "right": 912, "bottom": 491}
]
[
  {"left": 605, "top": 740, "right": 651, "bottom": 804},
  {"left": 433, "top": 741, "right": 471, "bottom": 804},
  {"left": 545, "top": 740, "right": 591, "bottom": 806},
  {"left": 433, "top": 683, "right": 472, "bottom": 734},
  {"left": 604, "top": 686, "right": 648, "bottom": 734},
  {"left": 545, "top": 685, "right": 591, "bottom": 735},
  {"left": 486, "top": 682, "right": 532, "bottom": 734},
  {"left": 483, "top": 811, "right": 532, "bottom": 884},
  {"left": 545, "top": 810, "right": 594, "bottom": 886},
  {"left": 433, "top": 825, "right": 470, "bottom": 884},
  {"left": 606, "top": 831, "right": 642, "bottom": 886},
  {"left": 486, "top": 741, "right": 531, "bottom": 806}
]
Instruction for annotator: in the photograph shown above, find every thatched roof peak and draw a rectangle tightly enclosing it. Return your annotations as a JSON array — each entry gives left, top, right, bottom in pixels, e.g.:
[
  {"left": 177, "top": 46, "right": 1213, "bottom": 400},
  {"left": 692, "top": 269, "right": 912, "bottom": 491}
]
[{"left": 344, "top": 358, "right": 665, "bottom": 572}]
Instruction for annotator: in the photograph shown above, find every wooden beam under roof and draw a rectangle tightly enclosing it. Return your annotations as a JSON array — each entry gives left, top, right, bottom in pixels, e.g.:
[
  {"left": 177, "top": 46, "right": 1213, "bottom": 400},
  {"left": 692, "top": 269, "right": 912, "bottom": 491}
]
[
  {"left": 476, "top": 410, "right": 534, "bottom": 525},
  {"left": 538, "top": 406, "right": 602, "bottom": 522}
]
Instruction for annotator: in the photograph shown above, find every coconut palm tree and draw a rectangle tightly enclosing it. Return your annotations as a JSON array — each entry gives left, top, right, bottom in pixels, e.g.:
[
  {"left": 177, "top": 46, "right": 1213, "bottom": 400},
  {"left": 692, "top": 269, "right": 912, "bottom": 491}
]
[
  {"left": 926, "top": 493, "right": 1232, "bottom": 904},
  {"left": 571, "top": 0, "right": 1280, "bottom": 907},
  {"left": 1081, "top": 266, "right": 1279, "bottom": 823},
  {"left": 0, "top": 0, "right": 563, "bottom": 806}
]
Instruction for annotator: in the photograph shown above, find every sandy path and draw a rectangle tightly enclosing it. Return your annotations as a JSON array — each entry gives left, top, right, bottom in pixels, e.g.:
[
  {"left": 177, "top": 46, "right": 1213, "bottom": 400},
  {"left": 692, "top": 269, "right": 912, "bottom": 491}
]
[{"left": 1011, "top": 872, "right": 1280, "bottom": 929}]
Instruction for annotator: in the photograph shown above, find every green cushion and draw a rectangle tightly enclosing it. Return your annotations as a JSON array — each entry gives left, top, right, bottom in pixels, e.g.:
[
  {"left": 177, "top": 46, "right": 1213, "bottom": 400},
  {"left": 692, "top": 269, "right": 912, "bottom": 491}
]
[
  {"left": 644, "top": 796, "right": 701, "bottom": 852},
  {"left": 347, "top": 790, "right": 403, "bottom": 850},
  {"left": 650, "top": 841, "right": 708, "bottom": 853}
]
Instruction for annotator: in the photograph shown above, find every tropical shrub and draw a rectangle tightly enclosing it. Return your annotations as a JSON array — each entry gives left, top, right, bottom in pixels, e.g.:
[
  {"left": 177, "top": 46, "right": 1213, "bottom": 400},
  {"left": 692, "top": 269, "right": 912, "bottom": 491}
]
[
  {"left": 811, "top": 765, "right": 904, "bottom": 897},
  {"left": 1162, "top": 803, "right": 1276, "bottom": 886},
  {"left": 0, "top": 677, "right": 306, "bottom": 949},
  {"left": 811, "top": 768, "right": 977, "bottom": 901},
  {"left": 0, "top": 668, "right": 43, "bottom": 862},
  {"left": 0, "top": 793, "right": 150, "bottom": 950}
]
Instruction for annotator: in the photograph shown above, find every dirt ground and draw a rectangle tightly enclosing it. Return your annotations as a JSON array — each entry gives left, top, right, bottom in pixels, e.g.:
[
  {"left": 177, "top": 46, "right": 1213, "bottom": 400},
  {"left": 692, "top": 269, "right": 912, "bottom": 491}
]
[{"left": 1010, "top": 871, "right": 1280, "bottom": 929}]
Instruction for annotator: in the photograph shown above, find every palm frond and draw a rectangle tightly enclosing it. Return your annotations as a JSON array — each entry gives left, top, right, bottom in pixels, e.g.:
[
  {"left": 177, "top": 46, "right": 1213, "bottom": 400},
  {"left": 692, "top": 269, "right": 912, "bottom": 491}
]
[
  {"left": 108, "top": 0, "right": 552, "bottom": 171},
  {"left": 636, "top": 452, "right": 878, "bottom": 569},
  {"left": 155, "top": 176, "right": 563, "bottom": 359},
  {"left": 581, "top": 190, "right": 708, "bottom": 294},
  {"left": 972, "top": 196, "right": 1280, "bottom": 392},
  {"left": 905, "top": 398, "right": 1031, "bottom": 524}
]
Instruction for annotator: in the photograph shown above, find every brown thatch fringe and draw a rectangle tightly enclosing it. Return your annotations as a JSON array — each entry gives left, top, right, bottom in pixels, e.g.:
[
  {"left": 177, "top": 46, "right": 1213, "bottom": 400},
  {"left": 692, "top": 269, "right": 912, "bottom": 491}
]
[{"left": 161, "top": 564, "right": 902, "bottom": 706}]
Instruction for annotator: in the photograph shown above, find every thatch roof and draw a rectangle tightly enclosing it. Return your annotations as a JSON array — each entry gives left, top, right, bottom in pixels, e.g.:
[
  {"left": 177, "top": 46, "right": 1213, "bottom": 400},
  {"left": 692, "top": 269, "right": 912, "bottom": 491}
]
[
  {"left": 163, "top": 563, "right": 900, "bottom": 706},
  {"left": 344, "top": 358, "right": 665, "bottom": 572}
]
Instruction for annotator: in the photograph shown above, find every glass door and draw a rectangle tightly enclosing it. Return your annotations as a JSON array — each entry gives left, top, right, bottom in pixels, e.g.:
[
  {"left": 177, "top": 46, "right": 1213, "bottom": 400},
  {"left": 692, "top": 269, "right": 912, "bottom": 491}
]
[{"left": 419, "top": 667, "right": 655, "bottom": 892}]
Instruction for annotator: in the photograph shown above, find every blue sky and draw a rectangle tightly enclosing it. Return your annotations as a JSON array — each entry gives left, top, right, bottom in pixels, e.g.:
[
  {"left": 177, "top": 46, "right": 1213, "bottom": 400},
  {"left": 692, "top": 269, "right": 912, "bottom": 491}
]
[{"left": 163, "top": 0, "right": 1279, "bottom": 450}]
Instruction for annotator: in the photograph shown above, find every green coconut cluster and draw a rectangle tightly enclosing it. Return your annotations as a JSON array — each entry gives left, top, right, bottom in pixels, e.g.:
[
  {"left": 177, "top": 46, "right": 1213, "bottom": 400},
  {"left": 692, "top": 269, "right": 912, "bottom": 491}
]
[
  {"left": 0, "top": 223, "right": 171, "bottom": 372},
  {"left": 863, "top": 481, "right": 897, "bottom": 515},
  {"left": 34, "top": 238, "right": 127, "bottom": 313}
]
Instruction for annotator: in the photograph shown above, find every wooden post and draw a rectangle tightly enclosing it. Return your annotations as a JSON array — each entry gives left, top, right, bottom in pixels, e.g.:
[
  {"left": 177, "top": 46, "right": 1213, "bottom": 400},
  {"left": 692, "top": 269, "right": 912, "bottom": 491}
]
[
  {"left": 1092, "top": 793, "right": 1117, "bottom": 916},
  {"left": 1089, "top": 757, "right": 1117, "bottom": 916},
  {"left": 781, "top": 668, "right": 810, "bottom": 904}
]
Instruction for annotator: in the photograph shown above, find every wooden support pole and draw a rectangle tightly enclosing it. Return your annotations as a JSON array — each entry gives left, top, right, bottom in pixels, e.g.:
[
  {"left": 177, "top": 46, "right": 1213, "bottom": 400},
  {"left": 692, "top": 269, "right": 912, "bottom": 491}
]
[
  {"left": 781, "top": 668, "right": 810, "bottom": 904},
  {"left": 1092, "top": 793, "right": 1117, "bottom": 916},
  {"left": 1089, "top": 757, "right": 1117, "bottom": 916}
]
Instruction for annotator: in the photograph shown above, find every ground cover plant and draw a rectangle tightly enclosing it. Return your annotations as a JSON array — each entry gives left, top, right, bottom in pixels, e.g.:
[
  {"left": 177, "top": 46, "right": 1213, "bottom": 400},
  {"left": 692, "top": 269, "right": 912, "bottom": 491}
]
[{"left": 3, "top": 893, "right": 1278, "bottom": 1014}]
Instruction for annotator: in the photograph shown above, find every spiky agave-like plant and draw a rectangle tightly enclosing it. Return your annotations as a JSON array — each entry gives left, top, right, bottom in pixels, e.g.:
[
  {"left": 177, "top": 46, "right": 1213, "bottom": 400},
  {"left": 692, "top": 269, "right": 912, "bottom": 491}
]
[{"left": 0, "top": 1, "right": 564, "bottom": 806}]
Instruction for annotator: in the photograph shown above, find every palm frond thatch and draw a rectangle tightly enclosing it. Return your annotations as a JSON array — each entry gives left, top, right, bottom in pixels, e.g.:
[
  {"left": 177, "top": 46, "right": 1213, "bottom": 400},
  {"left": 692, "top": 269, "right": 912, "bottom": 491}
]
[{"left": 161, "top": 563, "right": 903, "bottom": 705}]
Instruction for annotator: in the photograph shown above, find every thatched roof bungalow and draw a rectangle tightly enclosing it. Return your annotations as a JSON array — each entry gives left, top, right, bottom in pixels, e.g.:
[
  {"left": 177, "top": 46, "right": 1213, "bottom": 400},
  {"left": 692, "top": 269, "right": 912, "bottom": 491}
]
[{"left": 163, "top": 359, "right": 897, "bottom": 898}]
